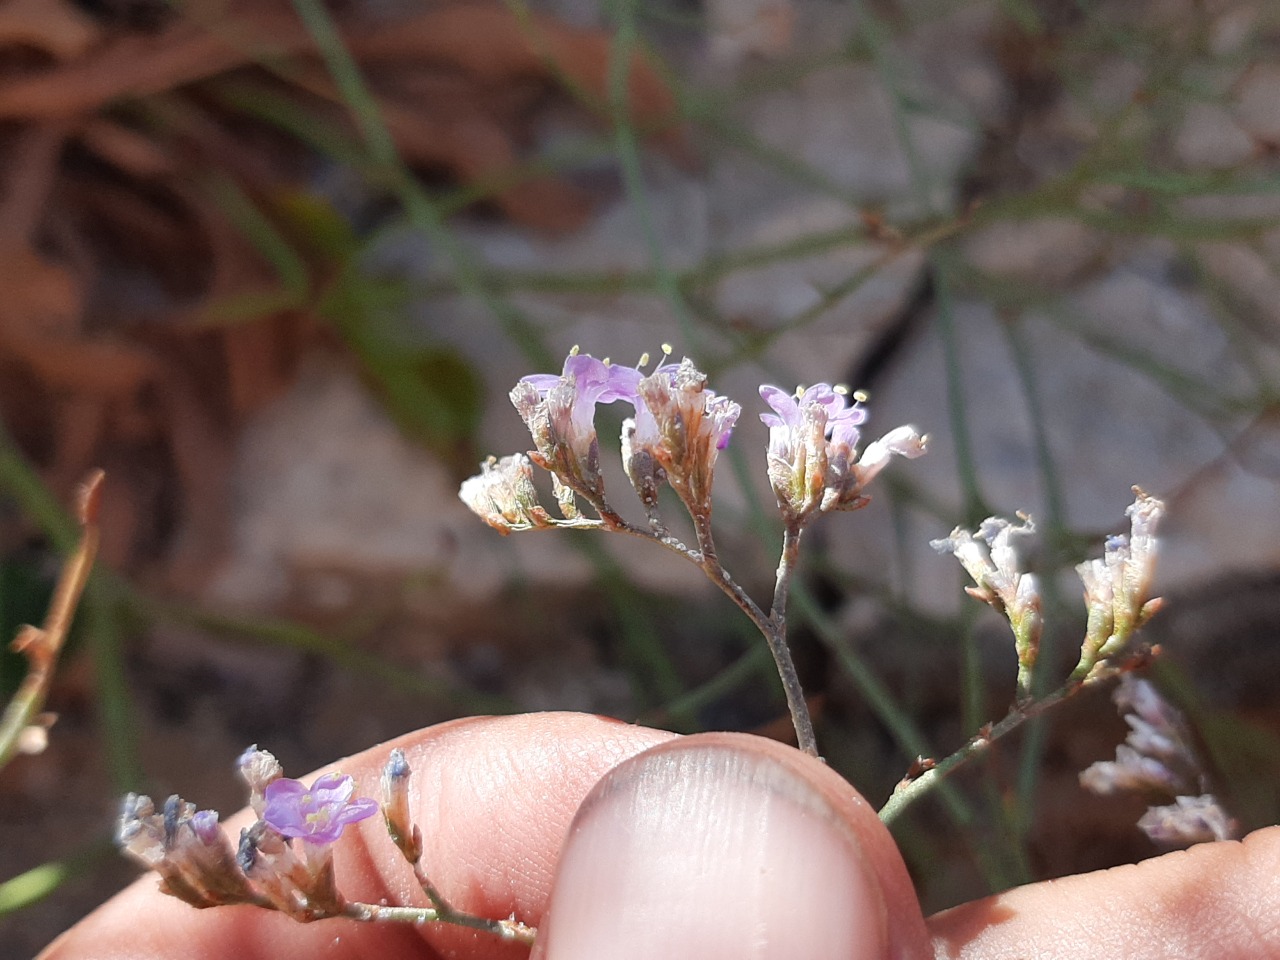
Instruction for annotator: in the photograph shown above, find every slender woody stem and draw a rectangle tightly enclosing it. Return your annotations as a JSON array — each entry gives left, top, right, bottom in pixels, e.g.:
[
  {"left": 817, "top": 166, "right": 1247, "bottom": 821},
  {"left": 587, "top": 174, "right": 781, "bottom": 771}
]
[
  {"left": 0, "top": 470, "right": 103, "bottom": 772},
  {"left": 692, "top": 510, "right": 818, "bottom": 757},
  {"left": 578, "top": 488, "right": 818, "bottom": 755},
  {"left": 878, "top": 653, "right": 1148, "bottom": 824},
  {"left": 343, "top": 900, "right": 536, "bottom": 944}
]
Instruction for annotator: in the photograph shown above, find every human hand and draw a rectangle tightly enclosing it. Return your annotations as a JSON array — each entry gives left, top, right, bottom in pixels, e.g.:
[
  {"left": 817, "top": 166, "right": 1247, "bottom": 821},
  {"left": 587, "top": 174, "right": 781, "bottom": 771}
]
[{"left": 39, "top": 713, "right": 1280, "bottom": 959}]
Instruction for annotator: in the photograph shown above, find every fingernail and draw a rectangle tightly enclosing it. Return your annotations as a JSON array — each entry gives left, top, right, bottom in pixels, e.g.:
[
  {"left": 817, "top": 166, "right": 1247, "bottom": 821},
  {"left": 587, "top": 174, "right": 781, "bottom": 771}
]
[{"left": 538, "top": 739, "right": 888, "bottom": 960}]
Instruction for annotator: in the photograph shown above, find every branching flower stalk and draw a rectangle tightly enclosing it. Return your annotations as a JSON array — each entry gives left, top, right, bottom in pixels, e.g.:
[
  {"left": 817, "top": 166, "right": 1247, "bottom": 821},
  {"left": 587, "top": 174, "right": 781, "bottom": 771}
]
[
  {"left": 118, "top": 348, "right": 1191, "bottom": 939},
  {"left": 0, "top": 469, "right": 103, "bottom": 773},
  {"left": 118, "top": 746, "right": 536, "bottom": 944},
  {"left": 460, "top": 347, "right": 927, "bottom": 756},
  {"left": 881, "top": 488, "right": 1168, "bottom": 825}
]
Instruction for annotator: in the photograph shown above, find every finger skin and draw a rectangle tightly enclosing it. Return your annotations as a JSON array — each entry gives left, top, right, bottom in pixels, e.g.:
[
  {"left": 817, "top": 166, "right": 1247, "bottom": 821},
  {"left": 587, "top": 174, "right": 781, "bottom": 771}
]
[
  {"left": 40, "top": 713, "right": 676, "bottom": 960},
  {"left": 45, "top": 712, "right": 1280, "bottom": 960},
  {"left": 530, "top": 732, "right": 932, "bottom": 960},
  {"left": 929, "top": 825, "right": 1280, "bottom": 960}
]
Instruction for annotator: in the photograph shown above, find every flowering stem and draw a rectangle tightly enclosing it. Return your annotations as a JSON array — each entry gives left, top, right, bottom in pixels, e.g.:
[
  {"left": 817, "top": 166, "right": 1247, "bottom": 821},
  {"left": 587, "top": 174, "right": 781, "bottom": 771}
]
[
  {"left": 0, "top": 470, "right": 102, "bottom": 772},
  {"left": 692, "top": 511, "right": 819, "bottom": 757},
  {"left": 877, "top": 652, "right": 1150, "bottom": 825},
  {"left": 767, "top": 521, "right": 818, "bottom": 757},
  {"left": 583, "top": 494, "right": 817, "bottom": 754},
  {"left": 342, "top": 900, "right": 536, "bottom": 945}
]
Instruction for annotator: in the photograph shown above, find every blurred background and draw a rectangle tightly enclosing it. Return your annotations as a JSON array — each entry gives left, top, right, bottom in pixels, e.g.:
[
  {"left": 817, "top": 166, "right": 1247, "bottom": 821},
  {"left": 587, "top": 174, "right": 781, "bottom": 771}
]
[{"left": 2, "top": 0, "right": 1280, "bottom": 954}]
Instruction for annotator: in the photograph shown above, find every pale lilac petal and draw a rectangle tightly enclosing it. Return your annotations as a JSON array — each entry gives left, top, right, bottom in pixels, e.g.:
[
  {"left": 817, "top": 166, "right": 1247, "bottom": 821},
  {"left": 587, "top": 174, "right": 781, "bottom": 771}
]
[{"left": 262, "top": 773, "right": 379, "bottom": 846}]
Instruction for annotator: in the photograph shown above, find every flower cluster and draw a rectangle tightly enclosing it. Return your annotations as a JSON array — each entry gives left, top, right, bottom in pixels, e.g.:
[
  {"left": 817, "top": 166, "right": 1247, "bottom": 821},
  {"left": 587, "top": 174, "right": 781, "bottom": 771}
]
[
  {"left": 1074, "top": 489, "right": 1166, "bottom": 678},
  {"left": 1080, "top": 676, "right": 1236, "bottom": 847},
  {"left": 931, "top": 514, "right": 1042, "bottom": 700},
  {"left": 118, "top": 746, "right": 377, "bottom": 920},
  {"left": 120, "top": 744, "right": 538, "bottom": 943},
  {"left": 116, "top": 794, "right": 257, "bottom": 909},
  {"left": 459, "top": 348, "right": 925, "bottom": 761},
  {"left": 499, "top": 348, "right": 744, "bottom": 526},
  {"left": 461, "top": 347, "right": 924, "bottom": 535},
  {"left": 760, "top": 383, "right": 925, "bottom": 523},
  {"left": 932, "top": 488, "right": 1167, "bottom": 704}
]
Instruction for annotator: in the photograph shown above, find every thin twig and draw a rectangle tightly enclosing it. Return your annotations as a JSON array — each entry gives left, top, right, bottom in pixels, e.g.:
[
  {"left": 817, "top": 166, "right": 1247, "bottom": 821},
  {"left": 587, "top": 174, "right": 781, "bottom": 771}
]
[
  {"left": 0, "top": 470, "right": 103, "bottom": 772},
  {"left": 693, "top": 511, "right": 818, "bottom": 757},
  {"left": 343, "top": 898, "right": 535, "bottom": 943},
  {"left": 878, "top": 651, "right": 1153, "bottom": 825}
]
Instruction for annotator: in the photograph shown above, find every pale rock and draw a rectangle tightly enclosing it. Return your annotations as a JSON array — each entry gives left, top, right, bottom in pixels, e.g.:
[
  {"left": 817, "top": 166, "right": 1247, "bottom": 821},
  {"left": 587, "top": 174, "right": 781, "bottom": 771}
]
[
  {"left": 840, "top": 246, "right": 1277, "bottom": 613},
  {"left": 206, "top": 354, "right": 596, "bottom": 610},
  {"left": 1234, "top": 62, "right": 1280, "bottom": 142},
  {"left": 1174, "top": 102, "right": 1255, "bottom": 169},
  {"left": 961, "top": 217, "right": 1104, "bottom": 288}
]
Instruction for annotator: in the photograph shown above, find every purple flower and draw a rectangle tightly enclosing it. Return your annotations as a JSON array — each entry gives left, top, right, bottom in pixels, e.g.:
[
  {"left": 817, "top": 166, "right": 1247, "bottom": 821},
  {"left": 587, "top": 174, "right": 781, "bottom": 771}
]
[
  {"left": 521, "top": 354, "right": 643, "bottom": 419},
  {"left": 759, "top": 383, "right": 866, "bottom": 462},
  {"left": 759, "top": 382, "right": 924, "bottom": 520},
  {"left": 511, "top": 352, "right": 644, "bottom": 502},
  {"left": 626, "top": 358, "right": 741, "bottom": 514},
  {"left": 262, "top": 773, "right": 378, "bottom": 846},
  {"left": 518, "top": 353, "right": 643, "bottom": 459}
]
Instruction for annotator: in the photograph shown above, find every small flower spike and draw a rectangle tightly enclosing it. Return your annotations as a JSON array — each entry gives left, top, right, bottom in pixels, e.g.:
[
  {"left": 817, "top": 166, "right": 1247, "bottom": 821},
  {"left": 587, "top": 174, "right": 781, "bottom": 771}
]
[
  {"left": 931, "top": 515, "right": 1043, "bottom": 701},
  {"left": 459, "top": 454, "right": 557, "bottom": 533},
  {"left": 1073, "top": 488, "right": 1166, "bottom": 680},
  {"left": 118, "top": 793, "right": 258, "bottom": 908},
  {"left": 262, "top": 772, "right": 379, "bottom": 846},
  {"left": 381, "top": 749, "right": 422, "bottom": 863},
  {"left": 1081, "top": 676, "right": 1236, "bottom": 847},
  {"left": 759, "top": 383, "right": 925, "bottom": 522},
  {"left": 628, "top": 358, "right": 741, "bottom": 517},
  {"left": 511, "top": 351, "right": 643, "bottom": 503}
]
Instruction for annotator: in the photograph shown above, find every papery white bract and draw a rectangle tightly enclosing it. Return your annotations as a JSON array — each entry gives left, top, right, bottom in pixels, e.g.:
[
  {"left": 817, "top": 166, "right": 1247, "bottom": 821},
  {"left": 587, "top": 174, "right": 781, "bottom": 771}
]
[
  {"left": 459, "top": 454, "right": 555, "bottom": 533},
  {"left": 932, "top": 515, "right": 1043, "bottom": 697}
]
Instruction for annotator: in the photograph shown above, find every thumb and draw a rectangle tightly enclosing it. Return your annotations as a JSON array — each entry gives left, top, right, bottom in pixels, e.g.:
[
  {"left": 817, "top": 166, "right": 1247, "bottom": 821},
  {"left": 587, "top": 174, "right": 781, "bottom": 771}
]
[{"left": 532, "top": 733, "right": 931, "bottom": 960}]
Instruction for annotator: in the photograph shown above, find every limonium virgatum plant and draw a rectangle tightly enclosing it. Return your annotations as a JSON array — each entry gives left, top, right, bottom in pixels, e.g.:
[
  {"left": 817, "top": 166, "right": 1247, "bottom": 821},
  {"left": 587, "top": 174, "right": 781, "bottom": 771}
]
[{"left": 118, "top": 346, "right": 1222, "bottom": 942}]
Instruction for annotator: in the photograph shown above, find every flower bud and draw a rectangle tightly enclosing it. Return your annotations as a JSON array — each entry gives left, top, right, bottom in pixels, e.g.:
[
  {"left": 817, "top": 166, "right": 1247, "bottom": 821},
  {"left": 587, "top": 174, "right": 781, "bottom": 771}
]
[
  {"left": 932, "top": 514, "right": 1042, "bottom": 700},
  {"left": 381, "top": 748, "right": 422, "bottom": 863},
  {"left": 237, "top": 745, "right": 282, "bottom": 817},
  {"left": 118, "top": 793, "right": 257, "bottom": 908}
]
